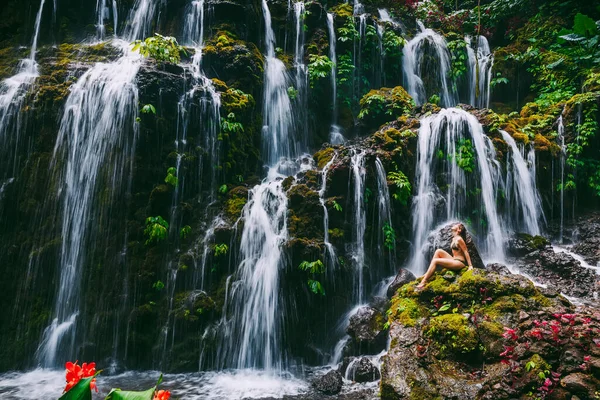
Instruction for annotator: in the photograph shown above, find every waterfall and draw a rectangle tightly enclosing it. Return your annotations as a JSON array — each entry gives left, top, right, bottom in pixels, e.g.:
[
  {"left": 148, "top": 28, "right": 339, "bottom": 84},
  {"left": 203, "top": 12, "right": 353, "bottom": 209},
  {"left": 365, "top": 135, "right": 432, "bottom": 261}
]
[
  {"left": 403, "top": 21, "right": 457, "bottom": 107},
  {"left": 326, "top": 13, "right": 345, "bottom": 145},
  {"left": 375, "top": 158, "right": 395, "bottom": 274},
  {"left": 557, "top": 115, "right": 566, "bottom": 242},
  {"left": 466, "top": 35, "right": 493, "bottom": 108},
  {"left": 0, "top": 0, "right": 46, "bottom": 179},
  {"left": 500, "top": 130, "right": 543, "bottom": 235},
  {"left": 293, "top": 1, "right": 308, "bottom": 146},
  {"left": 410, "top": 108, "right": 504, "bottom": 274},
  {"left": 350, "top": 150, "right": 367, "bottom": 303},
  {"left": 36, "top": 0, "right": 156, "bottom": 367},
  {"left": 96, "top": 0, "right": 119, "bottom": 39},
  {"left": 216, "top": 0, "right": 298, "bottom": 371},
  {"left": 124, "top": 0, "right": 159, "bottom": 41},
  {"left": 319, "top": 154, "right": 337, "bottom": 268}
]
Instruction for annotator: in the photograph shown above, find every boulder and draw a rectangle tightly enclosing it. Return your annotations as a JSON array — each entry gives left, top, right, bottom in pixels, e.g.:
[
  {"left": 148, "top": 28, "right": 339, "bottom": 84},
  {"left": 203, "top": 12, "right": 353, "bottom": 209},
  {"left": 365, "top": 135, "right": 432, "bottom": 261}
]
[
  {"left": 486, "top": 262, "right": 512, "bottom": 276},
  {"left": 346, "top": 307, "right": 387, "bottom": 355},
  {"left": 346, "top": 357, "right": 380, "bottom": 383},
  {"left": 571, "top": 212, "right": 600, "bottom": 265},
  {"left": 423, "top": 223, "right": 485, "bottom": 270},
  {"left": 515, "top": 247, "right": 597, "bottom": 300},
  {"left": 386, "top": 268, "right": 416, "bottom": 298},
  {"left": 507, "top": 233, "right": 550, "bottom": 257},
  {"left": 312, "top": 369, "right": 343, "bottom": 395}
]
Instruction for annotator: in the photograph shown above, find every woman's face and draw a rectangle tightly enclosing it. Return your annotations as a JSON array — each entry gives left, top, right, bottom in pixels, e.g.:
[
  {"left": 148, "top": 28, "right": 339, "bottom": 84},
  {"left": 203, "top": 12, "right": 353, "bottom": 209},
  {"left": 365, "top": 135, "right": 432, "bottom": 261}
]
[{"left": 452, "top": 224, "right": 461, "bottom": 235}]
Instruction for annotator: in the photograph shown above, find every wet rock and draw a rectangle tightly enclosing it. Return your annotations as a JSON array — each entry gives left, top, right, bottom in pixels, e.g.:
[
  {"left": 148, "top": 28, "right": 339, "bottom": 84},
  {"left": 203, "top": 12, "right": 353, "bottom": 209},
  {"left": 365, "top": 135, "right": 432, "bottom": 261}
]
[
  {"left": 312, "top": 369, "right": 343, "bottom": 395},
  {"left": 571, "top": 212, "right": 600, "bottom": 265},
  {"left": 386, "top": 268, "right": 416, "bottom": 298},
  {"left": 346, "top": 307, "right": 387, "bottom": 355},
  {"left": 486, "top": 262, "right": 512, "bottom": 275},
  {"left": 516, "top": 247, "right": 597, "bottom": 300},
  {"left": 507, "top": 232, "right": 550, "bottom": 256},
  {"left": 560, "top": 373, "right": 597, "bottom": 398},
  {"left": 423, "top": 223, "right": 485, "bottom": 269},
  {"left": 346, "top": 357, "right": 380, "bottom": 383}
]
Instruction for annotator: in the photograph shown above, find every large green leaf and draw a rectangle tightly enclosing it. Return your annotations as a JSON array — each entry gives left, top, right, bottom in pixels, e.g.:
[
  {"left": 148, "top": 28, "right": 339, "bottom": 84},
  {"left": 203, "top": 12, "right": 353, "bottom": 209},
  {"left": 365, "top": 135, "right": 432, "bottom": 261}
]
[
  {"left": 58, "top": 377, "right": 94, "bottom": 400},
  {"left": 574, "top": 13, "right": 597, "bottom": 37},
  {"left": 104, "top": 374, "right": 163, "bottom": 400}
]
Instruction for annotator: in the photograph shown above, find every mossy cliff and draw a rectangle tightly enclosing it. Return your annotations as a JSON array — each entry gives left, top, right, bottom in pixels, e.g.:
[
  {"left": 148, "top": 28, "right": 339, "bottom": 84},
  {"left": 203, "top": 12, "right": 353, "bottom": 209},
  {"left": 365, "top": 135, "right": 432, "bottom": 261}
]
[{"left": 382, "top": 269, "right": 600, "bottom": 399}]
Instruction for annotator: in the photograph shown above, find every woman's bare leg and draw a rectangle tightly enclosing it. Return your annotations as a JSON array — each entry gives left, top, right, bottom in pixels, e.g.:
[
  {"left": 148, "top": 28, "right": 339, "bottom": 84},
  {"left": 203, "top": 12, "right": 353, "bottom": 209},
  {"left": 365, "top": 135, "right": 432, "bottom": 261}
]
[{"left": 417, "top": 252, "right": 464, "bottom": 288}]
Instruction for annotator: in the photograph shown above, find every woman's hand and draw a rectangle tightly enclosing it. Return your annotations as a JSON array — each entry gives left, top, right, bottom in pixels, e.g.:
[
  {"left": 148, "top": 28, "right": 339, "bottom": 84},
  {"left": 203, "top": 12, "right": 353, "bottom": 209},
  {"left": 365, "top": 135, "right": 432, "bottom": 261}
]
[{"left": 467, "top": 265, "right": 473, "bottom": 271}]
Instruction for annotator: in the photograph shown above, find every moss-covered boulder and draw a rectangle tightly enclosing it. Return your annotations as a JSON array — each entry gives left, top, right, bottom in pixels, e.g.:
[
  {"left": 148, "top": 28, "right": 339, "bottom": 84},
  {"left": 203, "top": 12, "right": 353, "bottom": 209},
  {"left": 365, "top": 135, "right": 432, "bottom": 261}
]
[
  {"left": 381, "top": 269, "right": 600, "bottom": 399},
  {"left": 358, "top": 86, "right": 414, "bottom": 130}
]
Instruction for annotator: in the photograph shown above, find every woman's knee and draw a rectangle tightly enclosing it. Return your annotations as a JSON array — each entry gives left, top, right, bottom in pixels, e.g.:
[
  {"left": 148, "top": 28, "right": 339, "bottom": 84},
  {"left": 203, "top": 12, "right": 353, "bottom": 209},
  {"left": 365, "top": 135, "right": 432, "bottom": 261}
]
[{"left": 434, "top": 249, "right": 443, "bottom": 257}]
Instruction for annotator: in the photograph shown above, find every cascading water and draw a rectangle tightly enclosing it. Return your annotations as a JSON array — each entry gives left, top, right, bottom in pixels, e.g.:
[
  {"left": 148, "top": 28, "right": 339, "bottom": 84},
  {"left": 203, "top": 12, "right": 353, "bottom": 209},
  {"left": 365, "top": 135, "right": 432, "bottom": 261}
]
[
  {"left": 557, "top": 114, "right": 566, "bottom": 242},
  {"left": 293, "top": 1, "right": 309, "bottom": 146},
  {"left": 36, "top": 0, "right": 156, "bottom": 367},
  {"left": 410, "top": 108, "right": 505, "bottom": 274},
  {"left": 216, "top": 0, "right": 298, "bottom": 372},
  {"left": 403, "top": 21, "right": 457, "bottom": 107},
  {"left": 349, "top": 150, "right": 367, "bottom": 303},
  {"left": 500, "top": 130, "right": 543, "bottom": 235},
  {"left": 0, "top": 0, "right": 46, "bottom": 181},
  {"left": 466, "top": 35, "right": 493, "bottom": 108},
  {"left": 326, "top": 13, "right": 345, "bottom": 145},
  {"left": 375, "top": 157, "right": 395, "bottom": 274},
  {"left": 96, "top": 0, "right": 119, "bottom": 39},
  {"left": 319, "top": 154, "right": 338, "bottom": 268}
]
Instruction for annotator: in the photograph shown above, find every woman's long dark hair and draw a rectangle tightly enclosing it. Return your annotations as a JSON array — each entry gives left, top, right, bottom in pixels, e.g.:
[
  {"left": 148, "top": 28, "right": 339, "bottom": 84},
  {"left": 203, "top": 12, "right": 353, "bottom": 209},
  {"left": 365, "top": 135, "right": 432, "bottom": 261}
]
[{"left": 456, "top": 223, "right": 467, "bottom": 241}]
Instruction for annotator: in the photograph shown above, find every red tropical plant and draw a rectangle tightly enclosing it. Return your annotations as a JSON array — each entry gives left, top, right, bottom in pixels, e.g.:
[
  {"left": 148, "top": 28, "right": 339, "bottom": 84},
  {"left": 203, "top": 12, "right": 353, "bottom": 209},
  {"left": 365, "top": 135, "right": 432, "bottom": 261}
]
[{"left": 64, "top": 361, "right": 97, "bottom": 393}]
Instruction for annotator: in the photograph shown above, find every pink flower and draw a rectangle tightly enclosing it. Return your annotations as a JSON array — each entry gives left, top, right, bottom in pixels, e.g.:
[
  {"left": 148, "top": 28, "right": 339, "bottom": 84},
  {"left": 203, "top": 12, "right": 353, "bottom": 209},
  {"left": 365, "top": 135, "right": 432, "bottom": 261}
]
[{"left": 503, "top": 327, "right": 518, "bottom": 341}]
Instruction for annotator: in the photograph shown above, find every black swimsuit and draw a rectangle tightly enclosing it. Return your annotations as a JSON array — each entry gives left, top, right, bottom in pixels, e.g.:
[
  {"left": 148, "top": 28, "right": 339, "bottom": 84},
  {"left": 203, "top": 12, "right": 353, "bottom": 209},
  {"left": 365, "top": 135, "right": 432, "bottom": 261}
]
[{"left": 451, "top": 241, "right": 467, "bottom": 266}]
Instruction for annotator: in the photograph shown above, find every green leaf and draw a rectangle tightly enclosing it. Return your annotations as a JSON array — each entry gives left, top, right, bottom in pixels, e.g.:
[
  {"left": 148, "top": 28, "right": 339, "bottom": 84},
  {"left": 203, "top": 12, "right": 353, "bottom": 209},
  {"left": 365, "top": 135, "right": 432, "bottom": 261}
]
[
  {"left": 58, "top": 377, "right": 94, "bottom": 400},
  {"left": 574, "top": 13, "right": 597, "bottom": 37},
  {"left": 438, "top": 304, "right": 451, "bottom": 312},
  {"left": 105, "top": 375, "right": 163, "bottom": 400}
]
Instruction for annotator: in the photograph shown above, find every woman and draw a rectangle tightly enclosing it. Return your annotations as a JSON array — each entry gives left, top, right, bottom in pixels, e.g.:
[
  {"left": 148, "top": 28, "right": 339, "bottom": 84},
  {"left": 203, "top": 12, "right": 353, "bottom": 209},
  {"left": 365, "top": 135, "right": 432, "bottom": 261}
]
[{"left": 416, "top": 223, "right": 473, "bottom": 290}]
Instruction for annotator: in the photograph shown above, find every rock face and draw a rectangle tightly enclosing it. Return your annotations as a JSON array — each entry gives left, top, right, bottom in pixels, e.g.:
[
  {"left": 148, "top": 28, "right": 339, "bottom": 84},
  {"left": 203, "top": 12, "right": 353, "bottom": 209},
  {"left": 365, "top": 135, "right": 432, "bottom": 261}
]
[
  {"left": 312, "top": 369, "right": 343, "bottom": 395},
  {"left": 507, "top": 233, "right": 550, "bottom": 257},
  {"left": 346, "top": 307, "right": 387, "bottom": 355},
  {"left": 423, "top": 223, "right": 486, "bottom": 269},
  {"left": 346, "top": 357, "right": 380, "bottom": 383},
  {"left": 387, "top": 268, "right": 416, "bottom": 298},
  {"left": 515, "top": 247, "right": 598, "bottom": 300},
  {"left": 381, "top": 268, "right": 600, "bottom": 399},
  {"left": 571, "top": 212, "right": 600, "bottom": 265}
]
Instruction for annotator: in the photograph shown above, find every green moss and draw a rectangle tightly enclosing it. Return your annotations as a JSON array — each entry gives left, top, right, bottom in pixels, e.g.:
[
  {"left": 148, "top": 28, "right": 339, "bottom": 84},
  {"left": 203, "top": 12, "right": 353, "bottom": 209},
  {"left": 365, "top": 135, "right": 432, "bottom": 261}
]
[
  {"left": 426, "top": 314, "right": 478, "bottom": 356},
  {"left": 328, "top": 228, "right": 344, "bottom": 239},
  {"left": 483, "top": 294, "right": 525, "bottom": 318},
  {"left": 479, "top": 319, "right": 504, "bottom": 339},
  {"left": 225, "top": 186, "right": 248, "bottom": 221},
  {"left": 358, "top": 86, "right": 414, "bottom": 128},
  {"left": 314, "top": 147, "right": 335, "bottom": 169},
  {"left": 330, "top": 3, "right": 353, "bottom": 18},
  {"left": 388, "top": 297, "right": 424, "bottom": 327}
]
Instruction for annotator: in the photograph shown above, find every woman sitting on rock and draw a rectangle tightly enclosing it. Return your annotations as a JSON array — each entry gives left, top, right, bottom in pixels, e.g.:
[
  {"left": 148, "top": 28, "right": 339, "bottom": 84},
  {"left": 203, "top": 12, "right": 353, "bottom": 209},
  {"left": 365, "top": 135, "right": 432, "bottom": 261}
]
[{"left": 416, "top": 223, "right": 473, "bottom": 290}]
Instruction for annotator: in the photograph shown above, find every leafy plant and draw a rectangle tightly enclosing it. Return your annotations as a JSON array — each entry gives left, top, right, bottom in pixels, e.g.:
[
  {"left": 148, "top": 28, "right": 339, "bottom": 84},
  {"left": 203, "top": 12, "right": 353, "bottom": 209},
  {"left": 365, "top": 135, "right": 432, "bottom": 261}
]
[
  {"left": 455, "top": 139, "right": 476, "bottom": 173},
  {"left": 144, "top": 216, "right": 169, "bottom": 245},
  {"left": 307, "top": 54, "right": 334, "bottom": 88},
  {"left": 287, "top": 86, "right": 298, "bottom": 100},
  {"left": 132, "top": 33, "right": 186, "bottom": 64},
  {"left": 218, "top": 184, "right": 228, "bottom": 194},
  {"left": 332, "top": 200, "right": 343, "bottom": 212},
  {"left": 307, "top": 279, "right": 326, "bottom": 296},
  {"left": 382, "top": 223, "right": 396, "bottom": 250},
  {"left": 299, "top": 260, "right": 325, "bottom": 296},
  {"left": 180, "top": 225, "right": 191, "bottom": 239},
  {"left": 213, "top": 243, "right": 229, "bottom": 257},
  {"left": 490, "top": 72, "right": 509, "bottom": 88},
  {"left": 164, "top": 167, "right": 178, "bottom": 187},
  {"left": 388, "top": 170, "right": 412, "bottom": 205},
  {"left": 337, "top": 17, "right": 358, "bottom": 43},
  {"left": 220, "top": 112, "right": 244, "bottom": 134},
  {"left": 141, "top": 104, "right": 156, "bottom": 114},
  {"left": 152, "top": 280, "right": 165, "bottom": 291},
  {"left": 447, "top": 39, "right": 468, "bottom": 82}
]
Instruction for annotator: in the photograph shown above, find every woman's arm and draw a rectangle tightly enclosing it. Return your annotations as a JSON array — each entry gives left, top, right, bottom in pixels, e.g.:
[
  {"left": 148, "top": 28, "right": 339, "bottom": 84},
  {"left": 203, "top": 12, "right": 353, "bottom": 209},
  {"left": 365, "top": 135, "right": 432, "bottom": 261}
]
[{"left": 458, "top": 238, "right": 473, "bottom": 270}]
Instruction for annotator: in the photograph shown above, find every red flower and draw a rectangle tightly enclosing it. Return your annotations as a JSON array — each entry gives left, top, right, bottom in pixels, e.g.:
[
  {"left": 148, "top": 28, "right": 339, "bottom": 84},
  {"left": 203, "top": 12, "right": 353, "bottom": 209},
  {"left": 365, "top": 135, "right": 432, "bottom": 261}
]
[
  {"left": 529, "top": 328, "right": 544, "bottom": 339},
  {"left": 64, "top": 361, "right": 97, "bottom": 393},
  {"left": 154, "top": 390, "right": 171, "bottom": 400},
  {"left": 499, "top": 345, "right": 514, "bottom": 358},
  {"left": 502, "top": 327, "right": 518, "bottom": 341}
]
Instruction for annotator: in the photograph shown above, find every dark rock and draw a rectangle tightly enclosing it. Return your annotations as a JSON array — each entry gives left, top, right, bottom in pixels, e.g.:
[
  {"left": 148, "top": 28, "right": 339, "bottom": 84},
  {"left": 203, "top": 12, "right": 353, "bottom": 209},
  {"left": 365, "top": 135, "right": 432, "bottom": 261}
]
[
  {"left": 423, "top": 223, "right": 485, "bottom": 269},
  {"left": 515, "top": 247, "right": 597, "bottom": 300},
  {"left": 370, "top": 296, "right": 390, "bottom": 313},
  {"left": 571, "top": 212, "right": 600, "bottom": 265},
  {"left": 507, "top": 232, "right": 550, "bottom": 257},
  {"left": 486, "top": 262, "right": 513, "bottom": 275},
  {"left": 560, "top": 373, "right": 597, "bottom": 398},
  {"left": 346, "top": 307, "right": 387, "bottom": 355},
  {"left": 386, "top": 268, "right": 416, "bottom": 298},
  {"left": 312, "top": 370, "right": 343, "bottom": 395},
  {"left": 346, "top": 357, "right": 380, "bottom": 383}
]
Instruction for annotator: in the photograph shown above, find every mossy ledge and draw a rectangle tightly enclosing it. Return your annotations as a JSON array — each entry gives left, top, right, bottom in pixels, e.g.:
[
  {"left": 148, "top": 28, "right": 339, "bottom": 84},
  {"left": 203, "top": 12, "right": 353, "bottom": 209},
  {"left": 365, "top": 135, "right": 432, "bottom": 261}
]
[{"left": 382, "top": 269, "right": 600, "bottom": 399}]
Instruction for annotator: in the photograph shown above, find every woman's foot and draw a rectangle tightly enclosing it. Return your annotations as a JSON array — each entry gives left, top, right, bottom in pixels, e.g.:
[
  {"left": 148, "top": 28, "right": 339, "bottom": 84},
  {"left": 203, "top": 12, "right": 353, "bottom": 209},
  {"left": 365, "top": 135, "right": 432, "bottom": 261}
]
[{"left": 415, "top": 282, "right": 426, "bottom": 291}]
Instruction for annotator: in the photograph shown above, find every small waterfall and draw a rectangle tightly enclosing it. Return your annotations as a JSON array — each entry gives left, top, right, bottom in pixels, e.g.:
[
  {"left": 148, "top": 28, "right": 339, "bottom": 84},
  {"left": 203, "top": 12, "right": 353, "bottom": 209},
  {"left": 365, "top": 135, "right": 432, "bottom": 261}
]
[
  {"left": 293, "top": 2, "right": 308, "bottom": 146},
  {"left": 411, "top": 108, "right": 504, "bottom": 274},
  {"left": 37, "top": 0, "right": 157, "bottom": 367},
  {"left": 557, "top": 115, "right": 566, "bottom": 242},
  {"left": 350, "top": 150, "right": 367, "bottom": 303},
  {"left": 216, "top": 0, "right": 298, "bottom": 372},
  {"left": 500, "top": 130, "right": 543, "bottom": 235},
  {"left": 378, "top": 8, "right": 405, "bottom": 33},
  {"left": 403, "top": 21, "right": 457, "bottom": 107},
  {"left": 0, "top": 0, "right": 46, "bottom": 179},
  {"left": 466, "top": 35, "right": 493, "bottom": 108},
  {"left": 326, "top": 13, "right": 345, "bottom": 145},
  {"left": 319, "top": 154, "right": 337, "bottom": 268},
  {"left": 124, "top": 0, "right": 159, "bottom": 41},
  {"left": 375, "top": 158, "right": 395, "bottom": 274},
  {"left": 96, "top": 0, "right": 119, "bottom": 39}
]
